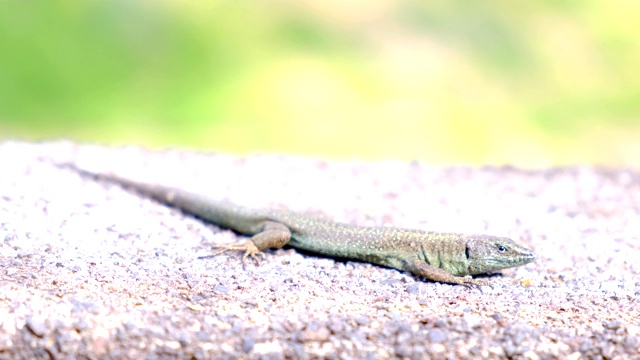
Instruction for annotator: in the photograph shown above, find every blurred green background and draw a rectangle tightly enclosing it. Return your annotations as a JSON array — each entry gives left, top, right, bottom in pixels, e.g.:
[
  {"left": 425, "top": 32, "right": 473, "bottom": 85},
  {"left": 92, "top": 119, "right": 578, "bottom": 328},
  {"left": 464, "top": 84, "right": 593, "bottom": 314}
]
[{"left": 1, "top": 0, "right": 639, "bottom": 166}]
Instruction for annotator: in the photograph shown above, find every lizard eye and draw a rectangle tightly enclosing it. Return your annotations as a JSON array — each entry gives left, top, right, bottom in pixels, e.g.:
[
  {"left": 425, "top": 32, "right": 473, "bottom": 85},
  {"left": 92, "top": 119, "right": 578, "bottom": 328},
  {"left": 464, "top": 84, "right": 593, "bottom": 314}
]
[{"left": 497, "top": 245, "right": 507, "bottom": 252}]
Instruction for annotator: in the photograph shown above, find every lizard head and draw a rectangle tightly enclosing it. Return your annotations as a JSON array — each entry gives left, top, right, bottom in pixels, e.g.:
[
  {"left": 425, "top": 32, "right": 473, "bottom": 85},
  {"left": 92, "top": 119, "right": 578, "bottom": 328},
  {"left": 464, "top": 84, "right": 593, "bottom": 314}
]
[{"left": 464, "top": 236, "right": 535, "bottom": 275}]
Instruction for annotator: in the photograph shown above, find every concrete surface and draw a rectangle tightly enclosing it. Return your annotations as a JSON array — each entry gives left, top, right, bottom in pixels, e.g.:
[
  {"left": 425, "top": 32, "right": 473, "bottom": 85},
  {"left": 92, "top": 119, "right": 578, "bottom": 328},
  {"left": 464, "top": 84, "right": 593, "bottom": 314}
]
[{"left": 0, "top": 141, "right": 638, "bottom": 359}]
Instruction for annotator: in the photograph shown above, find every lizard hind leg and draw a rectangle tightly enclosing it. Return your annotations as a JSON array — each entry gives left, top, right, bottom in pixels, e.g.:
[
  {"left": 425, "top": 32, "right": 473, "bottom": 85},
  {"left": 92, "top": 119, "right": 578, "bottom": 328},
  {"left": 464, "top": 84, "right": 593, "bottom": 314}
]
[{"left": 201, "top": 221, "right": 292, "bottom": 267}]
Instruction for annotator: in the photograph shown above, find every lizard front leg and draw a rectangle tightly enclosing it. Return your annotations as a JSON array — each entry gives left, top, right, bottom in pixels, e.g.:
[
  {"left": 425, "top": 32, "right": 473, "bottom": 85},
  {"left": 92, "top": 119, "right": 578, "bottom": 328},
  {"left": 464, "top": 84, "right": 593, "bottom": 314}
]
[
  {"left": 205, "top": 221, "right": 291, "bottom": 265},
  {"left": 409, "top": 260, "right": 488, "bottom": 289}
]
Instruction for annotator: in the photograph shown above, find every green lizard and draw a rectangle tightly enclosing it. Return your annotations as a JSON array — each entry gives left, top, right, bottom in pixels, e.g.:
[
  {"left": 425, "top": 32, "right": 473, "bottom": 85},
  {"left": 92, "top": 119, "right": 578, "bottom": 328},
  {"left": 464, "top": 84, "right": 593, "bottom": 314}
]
[{"left": 60, "top": 163, "right": 535, "bottom": 288}]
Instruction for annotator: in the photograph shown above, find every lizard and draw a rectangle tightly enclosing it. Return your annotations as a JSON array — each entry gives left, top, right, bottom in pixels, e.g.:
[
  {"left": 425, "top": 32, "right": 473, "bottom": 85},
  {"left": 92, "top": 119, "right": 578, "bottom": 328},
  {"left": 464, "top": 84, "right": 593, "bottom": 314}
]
[{"left": 56, "top": 162, "right": 535, "bottom": 288}]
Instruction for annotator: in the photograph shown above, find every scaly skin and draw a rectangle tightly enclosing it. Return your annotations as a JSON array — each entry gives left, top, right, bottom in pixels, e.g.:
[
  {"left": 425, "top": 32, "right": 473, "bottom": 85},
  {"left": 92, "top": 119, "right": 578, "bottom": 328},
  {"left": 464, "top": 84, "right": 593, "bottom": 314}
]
[{"left": 60, "top": 164, "right": 536, "bottom": 287}]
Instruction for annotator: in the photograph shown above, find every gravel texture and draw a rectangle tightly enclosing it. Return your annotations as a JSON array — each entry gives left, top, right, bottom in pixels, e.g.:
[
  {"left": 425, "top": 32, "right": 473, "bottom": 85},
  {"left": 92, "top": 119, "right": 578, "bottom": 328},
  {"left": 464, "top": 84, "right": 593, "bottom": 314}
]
[{"left": 0, "top": 140, "right": 638, "bottom": 359}]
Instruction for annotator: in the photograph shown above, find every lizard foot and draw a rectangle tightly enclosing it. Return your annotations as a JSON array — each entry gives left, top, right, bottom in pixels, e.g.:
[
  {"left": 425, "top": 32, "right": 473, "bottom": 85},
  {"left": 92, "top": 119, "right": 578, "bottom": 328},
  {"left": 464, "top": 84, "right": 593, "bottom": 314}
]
[
  {"left": 461, "top": 276, "right": 491, "bottom": 291},
  {"left": 200, "top": 241, "right": 265, "bottom": 266}
]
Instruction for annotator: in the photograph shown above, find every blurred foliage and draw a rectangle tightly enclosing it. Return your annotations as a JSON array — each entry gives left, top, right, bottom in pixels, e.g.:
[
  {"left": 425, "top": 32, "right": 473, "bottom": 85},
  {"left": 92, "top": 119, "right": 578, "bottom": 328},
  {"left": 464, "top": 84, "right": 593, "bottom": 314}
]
[{"left": 0, "top": 0, "right": 639, "bottom": 166}]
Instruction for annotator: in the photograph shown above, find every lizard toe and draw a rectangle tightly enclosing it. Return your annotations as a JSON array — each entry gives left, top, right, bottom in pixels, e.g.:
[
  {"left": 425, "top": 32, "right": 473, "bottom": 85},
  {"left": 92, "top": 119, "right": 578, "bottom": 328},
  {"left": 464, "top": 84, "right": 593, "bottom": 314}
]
[
  {"left": 461, "top": 277, "right": 488, "bottom": 291},
  {"left": 203, "top": 242, "right": 261, "bottom": 264},
  {"left": 239, "top": 242, "right": 264, "bottom": 267}
]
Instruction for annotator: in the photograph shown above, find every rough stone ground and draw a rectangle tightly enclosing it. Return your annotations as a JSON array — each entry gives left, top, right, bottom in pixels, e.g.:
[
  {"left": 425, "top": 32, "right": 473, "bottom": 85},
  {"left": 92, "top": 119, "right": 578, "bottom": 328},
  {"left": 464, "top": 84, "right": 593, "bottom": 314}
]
[{"left": 0, "top": 141, "right": 638, "bottom": 359}]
